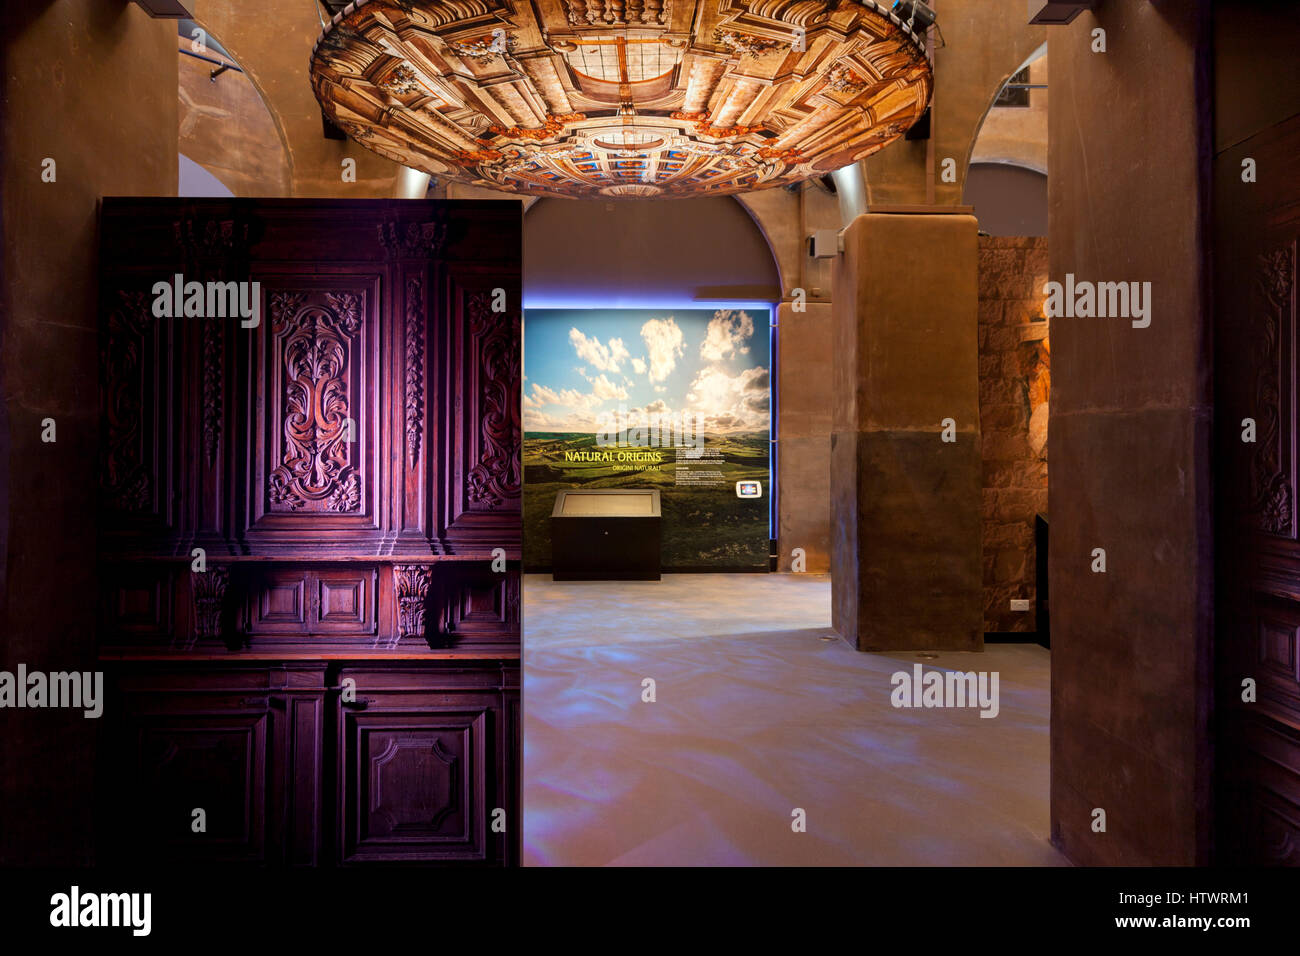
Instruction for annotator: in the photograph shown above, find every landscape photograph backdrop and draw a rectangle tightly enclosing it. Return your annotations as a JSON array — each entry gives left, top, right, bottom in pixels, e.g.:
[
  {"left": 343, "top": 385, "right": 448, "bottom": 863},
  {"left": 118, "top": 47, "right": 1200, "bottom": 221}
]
[{"left": 523, "top": 307, "right": 772, "bottom": 570}]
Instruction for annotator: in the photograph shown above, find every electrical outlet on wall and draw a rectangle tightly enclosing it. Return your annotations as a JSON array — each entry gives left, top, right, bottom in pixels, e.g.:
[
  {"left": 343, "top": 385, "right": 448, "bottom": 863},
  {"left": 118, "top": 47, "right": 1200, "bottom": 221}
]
[{"left": 1010, "top": 599, "right": 1031, "bottom": 612}]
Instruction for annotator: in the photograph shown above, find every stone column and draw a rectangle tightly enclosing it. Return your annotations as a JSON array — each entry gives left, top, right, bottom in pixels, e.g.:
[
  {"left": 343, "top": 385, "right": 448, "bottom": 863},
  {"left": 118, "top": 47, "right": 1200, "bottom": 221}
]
[
  {"left": 1, "top": 0, "right": 177, "bottom": 864},
  {"left": 831, "top": 212, "right": 982, "bottom": 651},
  {"left": 1047, "top": 0, "right": 1212, "bottom": 866},
  {"left": 776, "top": 300, "right": 833, "bottom": 572}
]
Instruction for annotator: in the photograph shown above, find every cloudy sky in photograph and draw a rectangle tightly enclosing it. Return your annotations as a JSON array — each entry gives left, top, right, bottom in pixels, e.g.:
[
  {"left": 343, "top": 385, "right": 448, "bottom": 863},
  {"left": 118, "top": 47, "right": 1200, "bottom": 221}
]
[{"left": 523, "top": 307, "right": 771, "bottom": 434}]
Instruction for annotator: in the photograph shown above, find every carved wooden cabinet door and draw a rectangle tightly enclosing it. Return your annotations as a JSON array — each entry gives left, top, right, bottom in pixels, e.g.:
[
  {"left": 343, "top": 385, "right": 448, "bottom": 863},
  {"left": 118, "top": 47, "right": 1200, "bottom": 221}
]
[
  {"left": 99, "top": 665, "right": 329, "bottom": 867},
  {"left": 439, "top": 274, "right": 523, "bottom": 549},
  {"left": 244, "top": 275, "right": 384, "bottom": 549},
  {"left": 103, "top": 676, "right": 277, "bottom": 865},
  {"left": 336, "top": 667, "right": 511, "bottom": 865}
]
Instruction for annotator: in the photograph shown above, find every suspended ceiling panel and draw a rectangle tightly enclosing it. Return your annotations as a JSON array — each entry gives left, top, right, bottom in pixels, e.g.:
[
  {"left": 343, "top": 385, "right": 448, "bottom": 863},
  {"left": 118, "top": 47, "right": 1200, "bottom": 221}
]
[{"left": 310, "top": 0, "right": 932, "bottom": 198}]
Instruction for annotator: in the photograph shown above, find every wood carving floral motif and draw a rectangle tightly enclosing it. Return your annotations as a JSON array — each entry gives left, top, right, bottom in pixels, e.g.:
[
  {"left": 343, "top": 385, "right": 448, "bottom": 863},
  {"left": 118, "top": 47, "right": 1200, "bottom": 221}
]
[
  {"left": 267, "top": 291, "right": 364, "bottom": 513},
  {"left": 448, "top": 33, "right": 516, "bottom": 61},
  {"left": 1251, "top": 242, "right": 1296, "bottom": 537},
  {"left": 202, "top": 319, "right": 223, "bottom": 468},
  {"left": 465, "top": 293, "right": 521, "bottom": 509},
  {"left": 377, "top": 220, "right": 447, "bottom": 257},
  {"left": 393, "top": 564, "right": 431, "bottom": 643},
  {"left": 190, "top": 566, "right": 229, "bottom": 642},
  {"left": 405, "top": 274, "right": 425, "bottom": 469},
  {"left": 100, "top": 290, "right": 154, "bottom": 512},
  {"left": 172, "top": 216, "right": 238, "bottom": 257}
]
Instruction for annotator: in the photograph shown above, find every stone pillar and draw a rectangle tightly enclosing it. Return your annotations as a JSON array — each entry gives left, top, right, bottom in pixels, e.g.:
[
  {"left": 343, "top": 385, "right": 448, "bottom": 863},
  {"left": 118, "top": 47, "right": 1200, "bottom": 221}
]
[
  {"left": 0, "top": 1, "right": 177, "bottom": 864},
  {"left": 777, "top": 300, "right": 832, "bottom": 572},
  {"left": 831, "top": 212, "right": 982, "bottom": 651},
  {"left": 1047, "top": 0, "right": 1212, "bottom": 866}
]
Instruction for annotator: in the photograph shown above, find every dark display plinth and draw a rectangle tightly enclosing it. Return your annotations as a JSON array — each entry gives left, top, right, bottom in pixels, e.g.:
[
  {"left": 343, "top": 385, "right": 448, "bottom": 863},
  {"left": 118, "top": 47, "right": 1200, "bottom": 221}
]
[{"left": 550, "top": 489, "right": 661, "bottom": 580}]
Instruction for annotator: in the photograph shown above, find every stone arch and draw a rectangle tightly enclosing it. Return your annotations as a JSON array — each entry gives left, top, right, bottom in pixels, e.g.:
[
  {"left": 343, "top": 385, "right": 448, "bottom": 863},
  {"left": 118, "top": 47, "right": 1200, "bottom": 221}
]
[
  {"left": 964, "top": 42, "right": 1049, "bottom": 181},
  {"left": 188, "top": 0, "right": 399, "bottom": 196},
  {"left": 178, "top": 13, "right": 293, "bottom": 196},
  {"left": 521, "top": 197, "right": 781, "bottom": 306}
]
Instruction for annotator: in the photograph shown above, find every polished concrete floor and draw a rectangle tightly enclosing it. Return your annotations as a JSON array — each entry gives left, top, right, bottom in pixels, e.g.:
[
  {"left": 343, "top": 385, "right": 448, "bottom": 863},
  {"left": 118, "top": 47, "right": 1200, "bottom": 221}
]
[{"left": 522, "top": 573, "right": 1067, "bottom": 866}]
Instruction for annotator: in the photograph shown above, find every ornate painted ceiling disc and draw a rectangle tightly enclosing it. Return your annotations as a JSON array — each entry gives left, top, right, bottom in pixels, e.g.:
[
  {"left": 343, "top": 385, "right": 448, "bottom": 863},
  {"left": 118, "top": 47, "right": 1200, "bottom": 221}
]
[{"left": 310, "top": 0, "right": 932, "bottom": 199}]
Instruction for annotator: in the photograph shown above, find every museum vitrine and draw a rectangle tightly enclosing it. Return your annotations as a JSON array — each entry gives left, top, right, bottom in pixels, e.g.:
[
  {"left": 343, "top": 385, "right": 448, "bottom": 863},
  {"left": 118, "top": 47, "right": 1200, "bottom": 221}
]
[{"left": 551, "top": 488, "right": 662, "bottom": 580}]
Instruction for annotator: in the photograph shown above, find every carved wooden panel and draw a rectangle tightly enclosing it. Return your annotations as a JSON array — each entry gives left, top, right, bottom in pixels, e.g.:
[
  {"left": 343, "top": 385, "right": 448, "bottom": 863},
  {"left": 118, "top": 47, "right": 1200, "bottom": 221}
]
[
  {"left": 246, "top": 569, "right": 310, "bottom": 634},
  {"left": 393, "top": 564, "right": 433, "bottom": 645},
  {"left": 190, "top": 566, "right": 231, "bottom": 646},
  {"left": 340, "top": 707, "right": 490, "bottom": 863},
  {"left": 317, "top": 570, "right": 376, "bottom": 632},
  {"left": 126, "top": 711, "right": 270, "bottom": 863},
  {"left": 404, "top": 271, "right": 427, "bottom": 472},
  {"left": 247, "top": 278, "right": 383, "bottom": 543},
  {"left": 464, "top": 292, "right": 522, "bottom": 511},
  {"left": 98, "top": 286, "right": 176, "bottom": 533},
  {"left": 440, "top": 277, "right": 522, "bottom": 547},
  {"left": 434, "top": 565, "right": 520, "bottom": 643},
  {"left": 100, "top": 565, "right": 174, "bottom": 645},
  {"left": 1249, "top": 240, "right": 1297, "bottom": 538},
  {"left": 98, "top": 665, "right": 331, "bottom": 867},
  {"left": 1250, "top": 602, "right": 1300, "bottom": 728},
  {"left": 173, "top": 211, "right": 253, "bottom": 551},
  {"left": 395, "top": 265, "right": 435, "bottom": 544},
  {"left": 243, "top": 567, "right": 379, "bottom": 641},
  {"left": 1258, "top": 617, "right": 1299, "bottom": 684}
]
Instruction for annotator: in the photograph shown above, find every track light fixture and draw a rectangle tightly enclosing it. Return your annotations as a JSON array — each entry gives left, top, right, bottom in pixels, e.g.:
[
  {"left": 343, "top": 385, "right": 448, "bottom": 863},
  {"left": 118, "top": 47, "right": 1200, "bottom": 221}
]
[
  {"left": 891, "top": 0, "right": 938, "bottom": 32},
  {"left": 1028, "top": 1, "right": 1095, "bottom": 25},
  {"left": 132, "top": 0, "right": 191, "bottom": 17}
]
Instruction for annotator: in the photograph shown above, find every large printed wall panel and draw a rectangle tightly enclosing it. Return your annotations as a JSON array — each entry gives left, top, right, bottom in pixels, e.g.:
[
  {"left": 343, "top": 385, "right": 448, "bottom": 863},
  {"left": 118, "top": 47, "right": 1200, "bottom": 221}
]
[{"left": 523, "top": 306, "right": 771, "bottom": 571}]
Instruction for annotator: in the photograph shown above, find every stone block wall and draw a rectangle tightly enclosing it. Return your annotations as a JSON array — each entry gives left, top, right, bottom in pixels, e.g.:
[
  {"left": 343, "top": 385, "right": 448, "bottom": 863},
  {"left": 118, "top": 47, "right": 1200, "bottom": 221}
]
[{"left": 978, "top": 236, "right": 1049, "bottom": 633}]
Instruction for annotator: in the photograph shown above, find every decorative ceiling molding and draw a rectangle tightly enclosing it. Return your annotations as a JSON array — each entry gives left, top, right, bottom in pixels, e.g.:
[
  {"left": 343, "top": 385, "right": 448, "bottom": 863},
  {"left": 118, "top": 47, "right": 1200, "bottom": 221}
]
[{"left": 309, "top": 0, "right": 931, "bottom": 199}]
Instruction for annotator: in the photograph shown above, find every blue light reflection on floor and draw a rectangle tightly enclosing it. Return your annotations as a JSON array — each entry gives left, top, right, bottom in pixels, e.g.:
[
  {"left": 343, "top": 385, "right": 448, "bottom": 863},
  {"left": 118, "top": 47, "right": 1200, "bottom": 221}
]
[{"left": 521, "top": 573, "right": 1066, "bottom": 867}]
